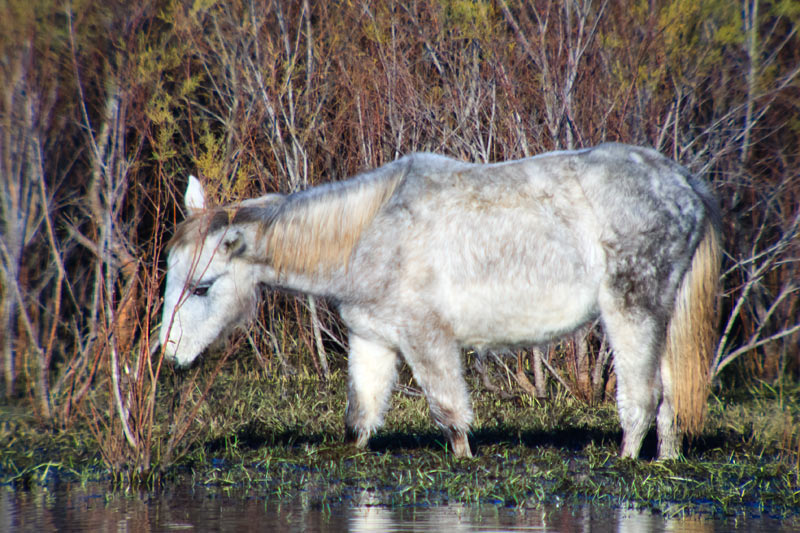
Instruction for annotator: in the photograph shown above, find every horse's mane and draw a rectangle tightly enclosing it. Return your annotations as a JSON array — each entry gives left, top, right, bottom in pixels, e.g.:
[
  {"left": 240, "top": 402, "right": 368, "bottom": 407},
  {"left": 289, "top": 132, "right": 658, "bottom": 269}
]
[{"left": 168, "top": 158, "right": 410, "bottom": 275}]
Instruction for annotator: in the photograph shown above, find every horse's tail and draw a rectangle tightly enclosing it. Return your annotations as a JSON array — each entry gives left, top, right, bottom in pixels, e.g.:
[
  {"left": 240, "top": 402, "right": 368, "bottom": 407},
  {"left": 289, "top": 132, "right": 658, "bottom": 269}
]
[{"left": 666, "top": 214, "right": 722, "bottom": 436}]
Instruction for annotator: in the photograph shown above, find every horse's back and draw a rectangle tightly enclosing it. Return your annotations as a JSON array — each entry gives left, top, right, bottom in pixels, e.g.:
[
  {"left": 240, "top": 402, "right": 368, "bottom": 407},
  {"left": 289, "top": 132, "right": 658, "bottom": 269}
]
[
  {"left": 389, "top": 143, "right": 709, "bottom": 256},
  {"left": 351, "top": 150, "right": 603, "bottom": 346}
]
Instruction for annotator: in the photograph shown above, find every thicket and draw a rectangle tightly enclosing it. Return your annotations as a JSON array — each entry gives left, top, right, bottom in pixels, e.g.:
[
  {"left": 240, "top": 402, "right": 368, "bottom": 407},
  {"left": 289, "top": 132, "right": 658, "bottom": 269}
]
[{"left": 1, "top": 0, "right": 799, "bottom": 476}]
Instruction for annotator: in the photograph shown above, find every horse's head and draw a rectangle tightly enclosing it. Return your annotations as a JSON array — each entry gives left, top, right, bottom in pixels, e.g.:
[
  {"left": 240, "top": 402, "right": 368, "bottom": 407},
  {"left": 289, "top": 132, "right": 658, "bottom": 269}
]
[{"left": 158, "top": 176, "right": 260, "bottom": 367}]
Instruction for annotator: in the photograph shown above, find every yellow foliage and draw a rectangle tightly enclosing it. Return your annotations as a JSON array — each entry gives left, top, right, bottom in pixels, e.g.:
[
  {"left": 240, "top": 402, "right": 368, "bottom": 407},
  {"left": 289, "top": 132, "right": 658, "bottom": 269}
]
[
  {"left": 180, "top": 74, "right": 203, "bottom": 99},
  {"left": 601, "top": 0, "right": 746, "bottom": 91},
  {"left": 362, "top": 18, "right": 388, "bottom": 45},
  {"left": 774, "top": 0, "right": 800, "bottom": 18},
  {"left": 191, "top": 0, "right": 219, "bottom": 17},
  {"left": 438, "top": 0, "right": 499, "bottom": 41},
  {"left": 145, "top": 93, "right": 175, "bottom": 125},
  {"left": 232, "top": 162, "right": 256, "bottom": 198},
  {"left": 153, "top": 124, "right": 178, "bottom": 163},
  {"left": 657, "top": 0, "right": 743, "bottom": 82},
  {"left": 196, "top": 128, "right": 227, "bottom": 196},
  {"left": 0, "top": 0, "right": 35, "bottom": 45}
]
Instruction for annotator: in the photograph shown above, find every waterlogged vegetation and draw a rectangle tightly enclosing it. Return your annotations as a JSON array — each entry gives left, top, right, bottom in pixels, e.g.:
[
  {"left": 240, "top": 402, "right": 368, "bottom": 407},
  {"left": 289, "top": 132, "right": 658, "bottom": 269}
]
[{"left": 3, "top": 357, "right": 800, "bottom": 518}]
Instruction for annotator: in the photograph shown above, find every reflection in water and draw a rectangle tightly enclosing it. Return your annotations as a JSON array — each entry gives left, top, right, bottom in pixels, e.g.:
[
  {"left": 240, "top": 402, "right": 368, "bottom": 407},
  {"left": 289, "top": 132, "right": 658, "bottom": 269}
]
[
  {"left": 1, "top": 483, "right": 796, "bottom": 532},
  {"left": 347, "top": 504, "right": 750, "bottom": 533}
]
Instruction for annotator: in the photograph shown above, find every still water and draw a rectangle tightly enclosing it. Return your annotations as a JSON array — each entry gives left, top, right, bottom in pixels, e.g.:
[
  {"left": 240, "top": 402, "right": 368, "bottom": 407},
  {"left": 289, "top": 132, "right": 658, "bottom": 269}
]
[{"left": 1, "top": 482, "right": 797, "bottom": 532}]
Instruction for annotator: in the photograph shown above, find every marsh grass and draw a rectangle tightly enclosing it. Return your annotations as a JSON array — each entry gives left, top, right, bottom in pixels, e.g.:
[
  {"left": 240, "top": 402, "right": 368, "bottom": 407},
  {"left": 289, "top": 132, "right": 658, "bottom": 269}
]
[
  {"left": 3, "top": 0, "right": 799, "bottom": 500},
  {"left": 5, "top": 357, "right": 797, "bottom": 517}
]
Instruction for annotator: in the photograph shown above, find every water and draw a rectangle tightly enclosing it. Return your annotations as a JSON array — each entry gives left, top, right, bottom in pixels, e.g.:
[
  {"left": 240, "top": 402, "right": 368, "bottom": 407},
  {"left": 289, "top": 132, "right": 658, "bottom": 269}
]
[{"left": 1, "top": 483, "right": 796, "bottom": 532}]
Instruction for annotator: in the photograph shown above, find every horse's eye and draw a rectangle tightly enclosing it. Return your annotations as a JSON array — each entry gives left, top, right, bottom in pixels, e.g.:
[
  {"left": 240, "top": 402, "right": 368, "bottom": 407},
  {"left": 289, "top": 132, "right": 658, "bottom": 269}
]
[{"left": 192, "top": 285, "right": 210, "bottom": 297}]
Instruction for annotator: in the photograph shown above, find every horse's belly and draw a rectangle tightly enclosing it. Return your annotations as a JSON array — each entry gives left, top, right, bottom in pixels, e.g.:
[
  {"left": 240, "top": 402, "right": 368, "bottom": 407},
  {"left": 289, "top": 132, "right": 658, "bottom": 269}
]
[{"left": 445, "top": 281, "right": 600, "bottom": 348}]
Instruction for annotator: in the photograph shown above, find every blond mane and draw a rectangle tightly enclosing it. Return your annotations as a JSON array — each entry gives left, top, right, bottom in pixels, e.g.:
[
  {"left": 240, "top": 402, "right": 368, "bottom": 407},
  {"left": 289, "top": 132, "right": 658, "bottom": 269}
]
[
  {"left": 168, "top": 161, "right": 408, "bottom": 275},
  {"left": 265, "top": 170, "right": 405, "bottom": 274}
]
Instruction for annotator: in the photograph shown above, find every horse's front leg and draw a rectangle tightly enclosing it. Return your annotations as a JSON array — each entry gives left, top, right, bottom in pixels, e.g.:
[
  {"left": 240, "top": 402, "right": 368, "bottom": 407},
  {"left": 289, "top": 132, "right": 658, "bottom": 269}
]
[
  {"left": 402, "top": 330, "right": 474, "bottom": 458},
  {"left": 344, "top": 333, "right": 399, "bottom": 448}
]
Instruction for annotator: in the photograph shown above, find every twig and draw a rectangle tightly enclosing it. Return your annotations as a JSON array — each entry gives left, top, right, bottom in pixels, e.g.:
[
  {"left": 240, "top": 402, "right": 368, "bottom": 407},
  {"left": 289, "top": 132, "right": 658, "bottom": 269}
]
[
  {"left": 473, "top": 352, "right": 515, "bottom": 399},
  {"left": 514, "top": 355, "right": 541, "bottom": 399},
  {"left": 307, "top": 296, "right": 330, "bottom": 379},
  {"left": 109, "top": 343, "right": 138, "bottom": 449},
  {"left": 713, "top": 214, "right": 800, "bottom": 373},
  {"left": 539, "top": 351, "right": 576, "bottom": 398},
  {"left": 714, "top": 323, "right": 800, "bottom": 378}
]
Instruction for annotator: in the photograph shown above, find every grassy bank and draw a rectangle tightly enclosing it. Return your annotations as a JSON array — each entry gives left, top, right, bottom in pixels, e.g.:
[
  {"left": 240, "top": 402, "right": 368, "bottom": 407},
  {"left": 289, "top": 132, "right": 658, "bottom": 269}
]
[{"left": 2, "top": 359, "right": 799, "bottom": 518}]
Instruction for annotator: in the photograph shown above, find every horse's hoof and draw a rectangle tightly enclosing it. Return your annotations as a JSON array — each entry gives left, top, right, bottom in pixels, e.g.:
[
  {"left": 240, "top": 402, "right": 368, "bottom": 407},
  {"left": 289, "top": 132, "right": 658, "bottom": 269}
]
[
  {"left": 344, "top": 427, "right": 370, "bottom": 449},
  {"left": 451, "top": 432, "right": 472, "bottom": 458}
]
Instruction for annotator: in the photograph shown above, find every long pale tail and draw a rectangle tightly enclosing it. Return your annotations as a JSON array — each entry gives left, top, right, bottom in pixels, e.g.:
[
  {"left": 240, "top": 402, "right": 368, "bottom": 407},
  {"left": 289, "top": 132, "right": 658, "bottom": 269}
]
[{"left": 666, "top": 216, "right": 722, "bottom": 436}]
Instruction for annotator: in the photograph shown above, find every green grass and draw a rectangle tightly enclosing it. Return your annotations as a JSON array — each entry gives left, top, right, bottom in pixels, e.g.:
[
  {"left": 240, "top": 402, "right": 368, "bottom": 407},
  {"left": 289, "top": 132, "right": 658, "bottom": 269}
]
[{"left": 2, "top": 360, "right": 799, "bottom": 518}]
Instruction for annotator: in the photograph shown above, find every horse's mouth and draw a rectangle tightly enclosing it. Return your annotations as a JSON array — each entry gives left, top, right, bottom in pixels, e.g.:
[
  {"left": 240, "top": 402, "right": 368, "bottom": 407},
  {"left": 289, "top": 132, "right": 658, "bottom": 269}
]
[{"left": 150, "top": 338, "right": 191, "bottom": 368}]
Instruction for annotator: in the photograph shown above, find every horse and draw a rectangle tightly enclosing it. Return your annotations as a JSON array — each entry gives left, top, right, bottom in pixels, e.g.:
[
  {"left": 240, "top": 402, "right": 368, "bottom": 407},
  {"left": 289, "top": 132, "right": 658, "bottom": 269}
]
[{"left": 158, "top": 143, "right": 721, "bottom": 459}]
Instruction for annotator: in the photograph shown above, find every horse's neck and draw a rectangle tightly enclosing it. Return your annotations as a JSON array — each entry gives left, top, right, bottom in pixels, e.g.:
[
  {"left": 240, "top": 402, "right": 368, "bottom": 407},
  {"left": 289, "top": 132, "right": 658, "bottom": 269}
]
[
  {"left": 255, "top": 262, "right": 348, "bottom": 298},
  {"left": 243, "top": 231, "right": 348, "bottom": 298}
]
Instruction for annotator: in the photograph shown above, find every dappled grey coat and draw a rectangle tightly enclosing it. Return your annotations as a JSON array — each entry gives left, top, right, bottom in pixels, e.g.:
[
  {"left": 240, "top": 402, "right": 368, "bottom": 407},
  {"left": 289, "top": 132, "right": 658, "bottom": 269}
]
[{"left": 159, "top": 143, "right": 720, "bottom": 460}]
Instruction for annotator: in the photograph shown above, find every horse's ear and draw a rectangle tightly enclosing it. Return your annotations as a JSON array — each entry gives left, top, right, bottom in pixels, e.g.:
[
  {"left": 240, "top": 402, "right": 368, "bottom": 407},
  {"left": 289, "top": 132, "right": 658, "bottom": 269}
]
[
  {"left": 184, "top": 175, "right": 206, "bottom": 215},
  {"left": 222, "top": 231, "right": 246, "bottom": 258}
]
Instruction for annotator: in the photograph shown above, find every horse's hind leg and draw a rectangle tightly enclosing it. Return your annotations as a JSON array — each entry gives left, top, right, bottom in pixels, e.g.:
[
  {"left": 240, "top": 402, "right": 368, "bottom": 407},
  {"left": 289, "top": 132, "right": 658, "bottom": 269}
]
[
  {"left": 600, "top": 294, "right": 665, "bottom": 459},
  {"left": 345, "top": 334, "right": 398, "bottom": 448},
  {"left": 656, "top": 356, "right": 680, "bottom": 459}
]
